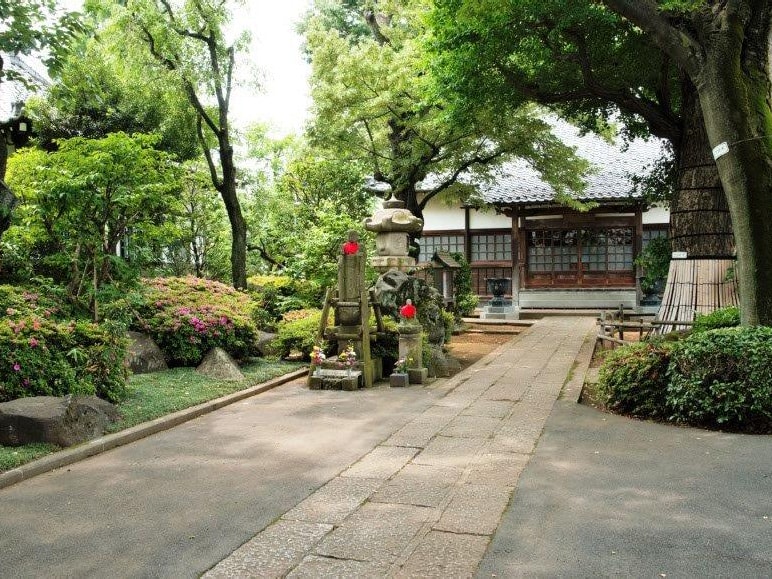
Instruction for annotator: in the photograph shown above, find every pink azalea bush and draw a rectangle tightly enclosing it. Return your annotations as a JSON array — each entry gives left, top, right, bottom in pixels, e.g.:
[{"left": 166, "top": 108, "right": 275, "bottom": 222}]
[
  {"left": 134, "top": 276, "right": 259, "bottom": 366},
  {"left": 0, "top": 285, "right": 128, "bottom": 403}
]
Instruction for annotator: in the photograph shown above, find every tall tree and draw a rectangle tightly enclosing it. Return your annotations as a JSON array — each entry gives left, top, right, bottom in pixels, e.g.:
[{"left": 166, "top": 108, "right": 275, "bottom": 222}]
[
  {"left": 28, "top": 30, "right": 200, "bottom": 162},
  {"left": 430, "top": 1, "right": 745, "bottom": 319},
  {"left": 125, "top": 0, "right": 250, "bottom": 288},
  {"left": 595, "top": 2, "right": 771, "bottom": 326},
  {"left": 305, "top": 0, "right": 589, "bottom": 233},
  {"left": 0, "top": 0, "right": 82, "bottom": 236},
  {"left": 5, "top": 132, "right": 180, "bottom": 317}
]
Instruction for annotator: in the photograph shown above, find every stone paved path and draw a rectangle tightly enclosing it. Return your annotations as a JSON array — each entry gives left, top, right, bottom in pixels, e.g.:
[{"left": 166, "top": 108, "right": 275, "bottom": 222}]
[{"left": 206, "top": 316, "right": 595, "bottom": 578}]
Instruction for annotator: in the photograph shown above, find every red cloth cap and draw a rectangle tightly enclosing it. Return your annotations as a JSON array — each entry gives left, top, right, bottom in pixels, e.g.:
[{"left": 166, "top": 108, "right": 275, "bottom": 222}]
[{"left": 400, "top": 303, "right": 417, "bottom": 318}]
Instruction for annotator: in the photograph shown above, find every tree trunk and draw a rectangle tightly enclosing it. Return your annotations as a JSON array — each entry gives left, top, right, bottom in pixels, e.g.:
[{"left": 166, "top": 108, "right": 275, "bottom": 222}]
[
  {"left": 669, "top": 87, "right": 734, "bottom": 258},
  {"left": 0, "top": 137, "right": 17, "bottom": 240},
  {"left": 696, "top": 15, "right": 772, "bottom": 326},
  {"left": 219, "top": 145, "right": 247, "bottom": 289},
  {"left": 655, "top": 86, "right": 739, "bottom": 331}
]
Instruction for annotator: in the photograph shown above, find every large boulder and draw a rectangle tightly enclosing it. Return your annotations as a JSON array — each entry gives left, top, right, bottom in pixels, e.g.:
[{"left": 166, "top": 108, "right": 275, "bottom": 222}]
[
  {"left": 126, "top": 331, "right": 168, "bottom": 374},
  {"left": 426, "top": 345, "right": 462, "bottom": 378},
  {"left": 255, "top": 331, "right": 278, "bottom": 357},
  {"left": 0, "top": 396, "right": 120, "bottom": 447},
  {"left": 373, "top": 270, "right": 446, "bottom": 345},
  {"left": 196, "top": 347, "right": 245, "bottom": 381}
]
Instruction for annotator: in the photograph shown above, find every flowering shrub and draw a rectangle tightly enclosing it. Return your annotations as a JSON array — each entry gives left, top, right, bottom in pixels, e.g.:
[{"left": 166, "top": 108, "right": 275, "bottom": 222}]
[
  {"left": 0, "top": 307, "right": 128, "bottom": 403},
  {"left": 134, "top": 276, "right": 258, "bottom": 366}
]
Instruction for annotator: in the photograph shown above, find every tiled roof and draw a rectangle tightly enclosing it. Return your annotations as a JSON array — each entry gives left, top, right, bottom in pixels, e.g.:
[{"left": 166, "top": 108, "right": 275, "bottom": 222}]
[
  {"left": 412, "top": 116, "right": 667, "bottom": 207},
  {"left": 1, "top": 54, "right": 49, "bottom": 120},
  {"left": 480, "top": 118, "right": 666, "bottom": 206}
]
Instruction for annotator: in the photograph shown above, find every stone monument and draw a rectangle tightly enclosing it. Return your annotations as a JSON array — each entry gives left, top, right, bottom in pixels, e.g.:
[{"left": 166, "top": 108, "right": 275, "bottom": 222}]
[{"left": 311, "top": 231, "right": 375, "bottom": 390}]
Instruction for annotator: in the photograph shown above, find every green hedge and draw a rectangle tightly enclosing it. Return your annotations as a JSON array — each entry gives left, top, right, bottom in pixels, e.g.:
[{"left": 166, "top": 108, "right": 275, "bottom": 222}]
[
  {"left": 598, "top": 341, "right": 674, "bottom": 419},
  {"left": 667, "top": 326, "right": 772, "bottom": 432},
  {"left": 271, "top": 309, "right": 323, "bottom": 361},
  {"left": 692, "top": 306, "right": 740, "bottom": 333},
  {"left": 597, "top": 325, "right": 772, "bottom": 433},
  {"left": 134, "top": 276, "right": 258, "bottom": 366}
]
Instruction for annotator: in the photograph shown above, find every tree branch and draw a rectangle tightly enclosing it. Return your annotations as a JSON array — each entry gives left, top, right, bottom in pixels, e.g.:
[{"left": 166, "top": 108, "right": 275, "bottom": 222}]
[{"left": 599, "top": 0, "right": 703, "bottom": 77}]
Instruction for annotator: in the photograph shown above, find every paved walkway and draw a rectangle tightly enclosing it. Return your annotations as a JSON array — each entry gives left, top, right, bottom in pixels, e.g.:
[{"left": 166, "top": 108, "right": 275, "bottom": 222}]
[
  {"left": 478, "top": 398, "right": 772, "bottom": 578},
  {"left": 0, "top": 316, "right": 594, "bottom": 578},
  {"left": 4, "top": 316, "right": 769, "bottom": 577},
  {"left": 205, "top": 316, "right": 595, "bottom": 577}
]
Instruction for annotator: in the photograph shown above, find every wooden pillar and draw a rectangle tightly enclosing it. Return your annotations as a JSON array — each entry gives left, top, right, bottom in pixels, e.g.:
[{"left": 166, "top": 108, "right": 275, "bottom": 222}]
[
  {"left": 510, "top": 207, "right": 520, "bottom": 307},
  {"left": 463, "top": 205, "right": 472, "bottom": 264},
  {"left": 634, "top": 204, "right": 644, "bottom": 306}
]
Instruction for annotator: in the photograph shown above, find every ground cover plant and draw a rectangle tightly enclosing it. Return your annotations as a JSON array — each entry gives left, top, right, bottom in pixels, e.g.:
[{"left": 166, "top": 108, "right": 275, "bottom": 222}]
[
  {"left": 0, "top": 358, "right": 302, "bottom": 473},
  {"left": 133, "top": 276, "right": 259, "bottom": 366},
  {"left": 595, "top": 310, "right": 772, "bottom": 433}
]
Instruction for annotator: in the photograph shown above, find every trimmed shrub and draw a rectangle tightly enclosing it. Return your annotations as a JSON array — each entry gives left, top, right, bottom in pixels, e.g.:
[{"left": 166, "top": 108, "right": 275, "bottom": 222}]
[
  {"left": 666, "top": 326, "right": 772, "bottom": 432},
  {"left": 692, "top": 306, "right": 740, "bottom": 333},
  {"left": 597, "top": 341, "right": 674, "bottom": 419},
  {"left": 247, "top": 274, "right": 321, "bottom": 330},
  {"left": 272, "top": 309, "right": 323, "bottom": 360},
  {"left": 134, "top": 276, "right": 258, "bottom": 366},
  {"left": 0, "top": 315, "right": 128, "bottom": 403},
  {"left": 450, "top": 252, "right": 478, "bottom": 318}
]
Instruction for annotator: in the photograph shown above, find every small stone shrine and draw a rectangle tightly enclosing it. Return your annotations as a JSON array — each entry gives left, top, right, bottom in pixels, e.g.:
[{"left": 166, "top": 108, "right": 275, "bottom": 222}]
[
  {"left": 312, "top": 231, "right": 383, "bottom": 390},
  {"left": 397, "top": 299, "right": 428, "bottom": 384}
]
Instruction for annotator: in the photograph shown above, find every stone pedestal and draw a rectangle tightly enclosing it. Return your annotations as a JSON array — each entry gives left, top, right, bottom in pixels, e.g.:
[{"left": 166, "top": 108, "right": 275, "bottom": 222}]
[
  {"left": 480, "top": 301, "right": 520, "bottom": 320},
  {"left": 407, "top": 367, "right": 428, "bottom": 385},
  {"left": 389, "top": 373, "right": 409, "bottom": 387},
  {"left": 308, "top": 369, "right": 362, "bottom": 391},
  {"left": 398, "top": 321, "right": 428, "bottom": 384}
]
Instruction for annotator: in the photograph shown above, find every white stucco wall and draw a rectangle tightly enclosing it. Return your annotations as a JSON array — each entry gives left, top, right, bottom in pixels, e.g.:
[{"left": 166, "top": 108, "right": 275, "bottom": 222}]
[
  {"left": 642, "top": 205, "right": 669, "bottom": 225},
  {"left": 422, "top": 196, "right": 671, "bottom": 231},
  {"left": 469, "top": 207, "right": 511, "bottom": 229},
  {"left": 421, "top": 197, "right": 465, "bottom": 231}
]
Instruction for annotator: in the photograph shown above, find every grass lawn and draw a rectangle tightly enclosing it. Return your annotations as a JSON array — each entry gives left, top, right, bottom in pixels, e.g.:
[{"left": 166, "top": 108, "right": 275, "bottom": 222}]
[{"left": 0, "top": 358, "right": 303, "bottom": 473}]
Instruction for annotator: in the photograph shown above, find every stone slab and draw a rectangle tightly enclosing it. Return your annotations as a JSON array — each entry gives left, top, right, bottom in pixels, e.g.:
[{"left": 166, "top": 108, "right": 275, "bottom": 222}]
[
  {"left": 412, "top": 436, "right": 484, "bottom": 469},
  {"left": 466, "top": 448, "right": 530, "bottom": 487},
  {"left": 440, "top": 415, "right": 501, "bottom": 439},
  {"left": 395, "top": 531, "right": 490, "bottom": 578},
  {"left": 203, "top": 520, "right": 332, "bottom": 578},
  {"left": 282, "top": 476, "right": 382, "bottom": 525},
  {"left": 371, "top": 464, "right": 462, "bottom": 508},
  {"left": 340, "top": 446, "right": 418, "bottom": 480},
  {"left": 434, "top": 483, "right": 513, "bottom": 536},
  {"left": 313, "top": 503, "right": 432, "bottom": 566},
  {"left": 288, "top": 555, "right": 390, "bottom": 578},
  {"left": 461, "top": 399, "right": 514, "bottom": 419},
  {"left": 383, "top": 413, "right": 456, "bottom": 448}
]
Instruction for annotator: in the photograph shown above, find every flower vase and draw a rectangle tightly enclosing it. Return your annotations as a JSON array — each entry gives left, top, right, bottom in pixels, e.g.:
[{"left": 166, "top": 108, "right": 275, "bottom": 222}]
[
  {"left": 314, "top": 366, "right": 322, "bottom": 377},
  {"left": 347, "top": 367, "right": 352, "bottom": 377}
]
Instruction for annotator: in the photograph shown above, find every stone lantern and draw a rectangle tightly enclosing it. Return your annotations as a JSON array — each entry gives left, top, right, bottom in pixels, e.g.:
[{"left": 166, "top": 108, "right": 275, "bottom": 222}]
[{"left": 363, "top": 195, "right": 423, "bottom": 273}]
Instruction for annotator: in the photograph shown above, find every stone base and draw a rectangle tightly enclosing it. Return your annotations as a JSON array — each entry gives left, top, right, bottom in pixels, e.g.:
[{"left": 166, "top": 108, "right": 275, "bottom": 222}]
[
  {"left": 480, "top": 306, "right": 520, "bottom": 320},
  {"left": 308, "top": 370, "right": 362, "bottom": 391},
  {"left": 407, "top": 367, "right": 428, "bottom": 384},
  {"left": 389, "top": 373, "right": 409, "bottom": 387},
  {"left": 370, "top": 256, "right": 416, "bottom": 273}
]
